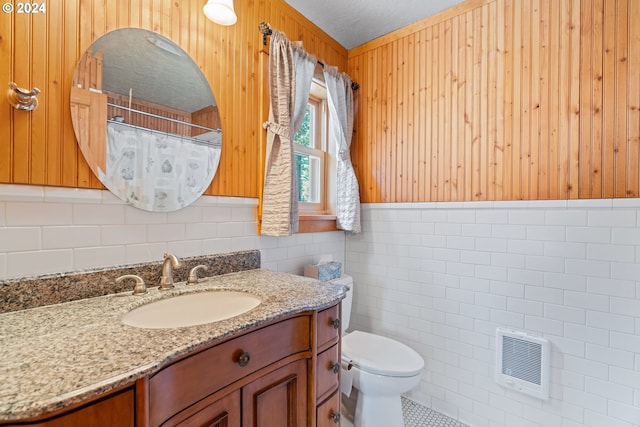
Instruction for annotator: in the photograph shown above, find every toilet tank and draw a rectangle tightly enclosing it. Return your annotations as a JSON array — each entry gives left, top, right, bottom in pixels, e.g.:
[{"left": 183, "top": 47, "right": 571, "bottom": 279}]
[{"left": 329, "top": 274, "right": 353, "bottom": 333}]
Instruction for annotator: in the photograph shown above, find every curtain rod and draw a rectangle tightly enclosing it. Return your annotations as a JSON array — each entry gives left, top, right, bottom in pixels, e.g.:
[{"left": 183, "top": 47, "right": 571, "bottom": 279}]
[
  {"left": 258, "top": 22, "right": 360, "bottom": 91},
  {"left": 107, "top": 103, "right": 221, "bottom": 133}
]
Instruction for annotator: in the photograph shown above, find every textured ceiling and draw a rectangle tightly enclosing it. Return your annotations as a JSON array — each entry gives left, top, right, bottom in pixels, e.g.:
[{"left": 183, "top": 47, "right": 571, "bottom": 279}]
[
  {"left": 91, "top": 29, "right": 214, "bottom": 113},
  {"left": 284, "top": 0, "right": 465, "bottom": 49}
]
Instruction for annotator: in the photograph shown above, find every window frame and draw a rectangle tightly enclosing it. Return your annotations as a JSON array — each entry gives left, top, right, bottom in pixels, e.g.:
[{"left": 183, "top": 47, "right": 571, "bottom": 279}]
[{"left": 294, "top": 77, "right": 335, "bottom": 218}]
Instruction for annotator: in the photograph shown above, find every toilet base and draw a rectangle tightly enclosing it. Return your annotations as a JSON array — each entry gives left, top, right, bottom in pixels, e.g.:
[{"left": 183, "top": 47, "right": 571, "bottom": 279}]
[{"left": 355, "top": 393, "right": 404, "bottom": 427}]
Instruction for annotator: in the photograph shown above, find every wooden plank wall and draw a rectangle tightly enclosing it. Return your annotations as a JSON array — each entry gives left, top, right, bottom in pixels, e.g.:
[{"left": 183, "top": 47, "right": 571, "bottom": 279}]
[
  {"left": 348, "top": 0, "right": 640, "bottom": 202},
  {"left": 0, "top": 0, "right": 347, "bottom": 198}
]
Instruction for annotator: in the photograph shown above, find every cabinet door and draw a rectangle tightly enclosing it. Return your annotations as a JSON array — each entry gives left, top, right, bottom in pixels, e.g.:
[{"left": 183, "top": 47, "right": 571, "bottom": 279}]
[
  {"left": 170, "top": 390, "right": 240, "bottom": 427},
  {"left": 241, "top": 359, "right": 308, "bottom": 427}
]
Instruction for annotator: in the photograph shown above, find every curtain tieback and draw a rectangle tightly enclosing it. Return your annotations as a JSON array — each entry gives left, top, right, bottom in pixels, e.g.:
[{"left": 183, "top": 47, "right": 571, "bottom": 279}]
[{"left": 263, "top": 121, "right": 291, "bottom": 139}]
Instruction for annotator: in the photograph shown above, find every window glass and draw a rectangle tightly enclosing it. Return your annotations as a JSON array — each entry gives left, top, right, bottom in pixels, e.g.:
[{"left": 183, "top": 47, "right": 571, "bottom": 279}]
[
  {"left": 294, "top": 105, "right": 314, "bottom": 148},
  {"left": 295, "top": 153, "right": 321, "bottom": 203},
  {"left": 293, "top": 78, "right": 333, "bottom": 215}
]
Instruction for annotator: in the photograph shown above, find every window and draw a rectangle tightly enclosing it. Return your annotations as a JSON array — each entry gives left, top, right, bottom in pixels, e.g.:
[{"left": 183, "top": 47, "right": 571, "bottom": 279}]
[{"left": 294, "top": 78, "right": 335, "bottom": 216}]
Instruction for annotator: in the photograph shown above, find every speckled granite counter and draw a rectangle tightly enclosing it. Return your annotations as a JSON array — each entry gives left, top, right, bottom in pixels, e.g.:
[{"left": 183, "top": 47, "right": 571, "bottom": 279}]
[
  {"left": 0, "top": 269, "right": 346, "bottom": 422},
  {"left": 0, "top": 250, "right": 261, "bottom": 313}
]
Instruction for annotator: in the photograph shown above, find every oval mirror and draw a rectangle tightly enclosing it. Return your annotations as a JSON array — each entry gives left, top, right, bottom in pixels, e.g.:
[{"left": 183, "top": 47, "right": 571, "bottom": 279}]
[{"left": 70, "top": 28, "right": 221, "bottom": 212}]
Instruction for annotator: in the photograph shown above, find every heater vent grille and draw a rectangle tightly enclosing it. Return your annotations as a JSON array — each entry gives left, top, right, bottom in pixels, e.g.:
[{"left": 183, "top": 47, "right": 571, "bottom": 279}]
[
  {"left": 501, "top": 335, "right": 542, "bottom": 385},
  {"left": 496, "top": 328, "right": 550, "bottom": 400}
]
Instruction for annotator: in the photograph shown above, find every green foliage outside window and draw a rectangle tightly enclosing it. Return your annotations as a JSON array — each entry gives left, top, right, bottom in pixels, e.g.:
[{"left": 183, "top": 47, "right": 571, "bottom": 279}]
[{"left": 295, "top": 105, "right": 312, "bottom": 202}]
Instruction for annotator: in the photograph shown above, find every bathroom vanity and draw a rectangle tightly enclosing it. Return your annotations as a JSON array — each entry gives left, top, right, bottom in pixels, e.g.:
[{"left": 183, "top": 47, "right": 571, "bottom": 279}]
[{"left": 0, "top": 269, "right": 345, "bottom": 427}]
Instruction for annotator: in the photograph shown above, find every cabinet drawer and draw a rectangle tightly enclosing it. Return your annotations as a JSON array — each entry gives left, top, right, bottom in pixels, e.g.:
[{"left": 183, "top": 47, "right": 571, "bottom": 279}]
[
  {"left": 149, "top": 315, "right": 311, "bottom": 427},
  {"left": 316, "top": 392, "right": 341, "bottom": 427},
  {"left": 316, "top": 344, "right": 340, "bottom": 399},
  {"left": 317, "top": 304, "right": 340, "bottom": 349}
]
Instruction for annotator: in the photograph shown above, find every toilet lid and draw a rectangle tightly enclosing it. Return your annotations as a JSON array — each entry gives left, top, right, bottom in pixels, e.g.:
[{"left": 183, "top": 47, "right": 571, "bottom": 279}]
[{"left": 342, "top": 331, "right": 424, "bottom": 377}]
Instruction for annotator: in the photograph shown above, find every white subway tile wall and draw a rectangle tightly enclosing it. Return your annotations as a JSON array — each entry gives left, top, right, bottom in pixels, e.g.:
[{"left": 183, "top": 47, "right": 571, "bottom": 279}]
[
  {"left": 0, "top": 184, "right": 345, "bottom": 280},
  {"left": 347, "top": 201, "right": 640, "bottom": 427}
]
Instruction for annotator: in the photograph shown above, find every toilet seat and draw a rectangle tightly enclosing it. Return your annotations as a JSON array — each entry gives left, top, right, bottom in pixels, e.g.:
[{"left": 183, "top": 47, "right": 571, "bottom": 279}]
[{"left": 342, "top": 331, "right": 424, "bottom": 377}]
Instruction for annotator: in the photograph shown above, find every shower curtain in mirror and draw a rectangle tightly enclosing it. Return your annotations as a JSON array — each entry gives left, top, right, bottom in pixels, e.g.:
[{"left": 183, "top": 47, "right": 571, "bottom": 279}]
[
  {"left": 105, "top": 122, "right": 220, "bottom": 211},
  {"left": 323, "top": 66, "right": 361, "bottom": 234},
  {"left": 261, "top": 30, "right": 316, "bottom": 236}
]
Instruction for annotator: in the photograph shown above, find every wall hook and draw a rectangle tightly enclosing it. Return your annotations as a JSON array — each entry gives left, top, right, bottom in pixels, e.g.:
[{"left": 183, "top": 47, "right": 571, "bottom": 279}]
[{"left": 7, "top": 82, "right": 40, "bottom": 111}]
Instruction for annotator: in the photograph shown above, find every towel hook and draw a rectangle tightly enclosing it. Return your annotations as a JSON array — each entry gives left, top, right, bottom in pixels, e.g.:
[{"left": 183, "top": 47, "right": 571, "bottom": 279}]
[{"left": 7, "top": 82, "right": 40, "bottom": 111}]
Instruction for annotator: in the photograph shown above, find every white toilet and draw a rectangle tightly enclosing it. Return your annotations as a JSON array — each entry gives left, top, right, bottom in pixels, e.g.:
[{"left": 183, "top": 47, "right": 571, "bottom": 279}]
[{"left": 331, "top": 275, "right": 424, "bottom": 427}]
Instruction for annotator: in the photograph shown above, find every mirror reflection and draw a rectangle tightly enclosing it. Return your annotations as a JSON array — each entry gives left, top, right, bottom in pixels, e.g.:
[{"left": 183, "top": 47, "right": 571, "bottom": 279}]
[{"left": 70, "top": 28, "right": 221, "bottom": 212}]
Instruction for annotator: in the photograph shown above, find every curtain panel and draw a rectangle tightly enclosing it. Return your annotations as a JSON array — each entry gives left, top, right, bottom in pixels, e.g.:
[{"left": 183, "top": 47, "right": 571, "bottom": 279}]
[
  {"left": 323, "top": 66, "right": 361, "bottom": 234},
  {"left": 261, "top": 30, "right": 316, "bottom": 236}
]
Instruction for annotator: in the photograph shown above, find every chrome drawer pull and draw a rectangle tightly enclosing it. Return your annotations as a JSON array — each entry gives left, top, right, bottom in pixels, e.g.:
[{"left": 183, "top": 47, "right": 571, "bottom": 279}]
[
  {"left": 331, "top": 362, "right": 340, "bottom": 374},
  {"left": 238, "top": 351, "right": 251, "bottom": 367},
  {"left": 331, "top": 411, "right": 341, "bottom": 423}
]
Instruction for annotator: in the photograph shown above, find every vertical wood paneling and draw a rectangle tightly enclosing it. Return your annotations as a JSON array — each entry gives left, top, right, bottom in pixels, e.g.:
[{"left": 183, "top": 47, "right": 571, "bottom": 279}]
[
  {"left": 456, "top": 18, "right": 466, "bottom": 201},
  {"left": 511, "top": 0, "right": 523, "bottom": 199},
  {"left": 463, "top": 12, "right": 473, "bottom": 200},
  {"left": 0, "top": 7, "right": 13, "bottom": 183},
  {"left": 487, "top": 2, "right": 498, "bottom": 201},
  {"left": 349, "top": 0, "right": 640, "bottom": 202},
  {"left": 540, "top": 0, "right": 563, "bottom": 199},
  {"left": 5, "top": 0, "right": 639, "bottom": 203},
  {"left": 0, "top": 0, "right": 347, "bottom": 198},
  {"left": 629, "top": 0, "right": 640, "bottom": 197},
  {"left": 430, "top": 25, "right": 439, "bottom": 200},
  {"left": 615, "top": 0, "right": 628, "bottom": 198},
  {"left": 503, "top": 0, "right": 513, "bottom": 199}
]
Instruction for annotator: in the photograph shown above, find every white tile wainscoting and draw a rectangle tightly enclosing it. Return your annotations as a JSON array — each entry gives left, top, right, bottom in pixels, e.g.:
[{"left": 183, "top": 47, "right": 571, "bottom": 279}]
[
  {"left": 346, "top": 199, "right": 640, "bottom": 427},
  {"left": 5, "top": 183, "right": 640, "bottom": 426},
  {"left": 0, "top": 184, "right": 345, "bottom": 281}
]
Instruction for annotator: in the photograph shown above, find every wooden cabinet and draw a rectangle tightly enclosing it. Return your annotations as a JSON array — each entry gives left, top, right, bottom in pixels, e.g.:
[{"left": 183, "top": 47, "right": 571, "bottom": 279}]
[
  {"left": 316, "top": 392, "right": 341, "bottom": 427},
  {"left": 242, "top": 359, "right": 308, "bottom": 427},
  {"left": 170, "top": 390, "right": 241, "bottom": 427},
  {"left": 314, "top": 304, "right": 342, "bottom": 427},
  {"left": 1, "top": 305, "right": 342, "bottom": 427},
  {"left": 0, "top": 387, "right": 135, "bottom": 427},
  {"left": 150, "top": 315, "right": 311, "bottom": 427}
]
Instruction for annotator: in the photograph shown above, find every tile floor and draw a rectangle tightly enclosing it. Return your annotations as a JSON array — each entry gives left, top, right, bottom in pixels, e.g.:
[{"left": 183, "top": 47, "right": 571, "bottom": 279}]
[
  {"left": 402, "top": 397, "right": 470, "bottom": 427},
  {"left": 340, "top": 396, "right": 469, "bottom": 427}
]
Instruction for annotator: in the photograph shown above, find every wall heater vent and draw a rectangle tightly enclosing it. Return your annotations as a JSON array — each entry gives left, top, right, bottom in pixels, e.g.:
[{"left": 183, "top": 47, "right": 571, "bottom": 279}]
[{"left": 496, "top": 328, "right": 550, "bottom": 400}]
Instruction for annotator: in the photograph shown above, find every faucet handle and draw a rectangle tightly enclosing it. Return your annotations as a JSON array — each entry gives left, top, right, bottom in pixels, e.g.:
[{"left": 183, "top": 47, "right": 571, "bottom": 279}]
[
  {"left": 116, "top": 274, "right": 147, "bottom": 296},
  {"left": 187, "top": 265, "right": 208, "bottom": 284}
]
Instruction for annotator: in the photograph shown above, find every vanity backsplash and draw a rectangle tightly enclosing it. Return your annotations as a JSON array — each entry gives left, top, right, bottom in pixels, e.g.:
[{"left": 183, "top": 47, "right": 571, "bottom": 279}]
[{"left": 0, "top": 250, "right": 260, "bottom": 313}]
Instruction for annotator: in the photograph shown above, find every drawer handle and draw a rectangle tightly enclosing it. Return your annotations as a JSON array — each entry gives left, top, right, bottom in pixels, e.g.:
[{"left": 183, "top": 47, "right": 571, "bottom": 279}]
[
  {"left": 330, "top": 411, "right": 341, "bottom": 423},
  {"left": 331, "top": 318, "right": 341, "bottom": 330},
  {"left": 331, "top": 362, "right": 340, "bottom": 374},
  {"left": 238, "top": 351, "right": 251, "bottom": 367}
]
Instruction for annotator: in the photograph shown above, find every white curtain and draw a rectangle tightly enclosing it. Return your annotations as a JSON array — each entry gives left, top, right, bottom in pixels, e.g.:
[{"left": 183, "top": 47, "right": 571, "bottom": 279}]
[
  {"left": 323, "top": 65, "right": 361, "bottom": 234},
  {"left": 261, "top": 30, "right": 316, "bottom": 236}
]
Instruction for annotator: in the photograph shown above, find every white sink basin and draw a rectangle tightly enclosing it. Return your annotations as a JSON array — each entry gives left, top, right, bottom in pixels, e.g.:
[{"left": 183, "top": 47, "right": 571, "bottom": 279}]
[{"left": 122, "top": 291, "right": 261, "bottom": 329}]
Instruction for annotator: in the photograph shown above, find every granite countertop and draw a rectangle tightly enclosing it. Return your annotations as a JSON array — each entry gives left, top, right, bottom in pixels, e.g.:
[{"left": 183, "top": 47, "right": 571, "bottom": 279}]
[{"left": 0, "top": 269, "right": 346, "bottom": 422}]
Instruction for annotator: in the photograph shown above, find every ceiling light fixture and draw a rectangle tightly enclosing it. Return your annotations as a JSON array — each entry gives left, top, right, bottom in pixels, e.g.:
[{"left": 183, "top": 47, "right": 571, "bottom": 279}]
[{"left": 203, "top": 0, "right": 237, "bottom": 26}]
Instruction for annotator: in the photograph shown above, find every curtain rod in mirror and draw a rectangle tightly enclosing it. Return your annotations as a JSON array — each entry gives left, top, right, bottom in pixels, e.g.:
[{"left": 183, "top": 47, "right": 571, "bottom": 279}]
[
  {"left": 258, "top": 22, "right": 360, "bottom": 91},
  {"left": 107, "top": 103, "right": 221, "bottom": 134}
]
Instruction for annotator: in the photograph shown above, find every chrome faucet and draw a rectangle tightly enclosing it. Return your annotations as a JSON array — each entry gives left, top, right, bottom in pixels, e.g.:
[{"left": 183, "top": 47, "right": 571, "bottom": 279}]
[{"left": 159, "top": 253, "right": 182, "bottom": 290}]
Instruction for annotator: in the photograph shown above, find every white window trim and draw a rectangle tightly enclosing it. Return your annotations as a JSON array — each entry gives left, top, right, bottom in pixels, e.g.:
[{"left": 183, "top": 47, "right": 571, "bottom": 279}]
[{"left": 295, "top": 78, "right": 336, "bottom": 217}]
